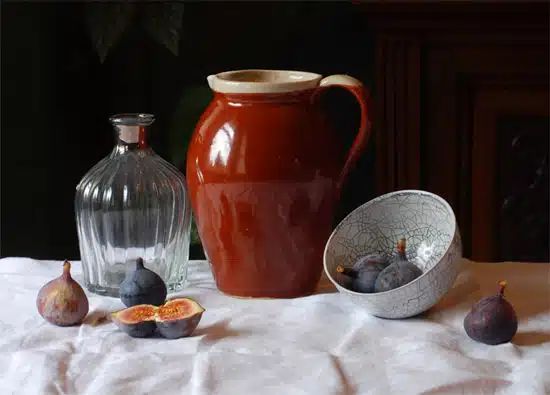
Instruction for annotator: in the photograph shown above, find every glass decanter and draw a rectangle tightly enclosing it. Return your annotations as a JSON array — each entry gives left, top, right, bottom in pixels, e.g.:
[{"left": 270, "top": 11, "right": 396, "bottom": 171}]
[{"left": 75, "top": 113, "right": 191, "bottom": 296}]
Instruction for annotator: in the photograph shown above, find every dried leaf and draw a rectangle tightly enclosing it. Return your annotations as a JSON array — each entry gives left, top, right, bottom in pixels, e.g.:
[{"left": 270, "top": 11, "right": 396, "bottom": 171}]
[
  {"left": 85, "top": 3, "right": 135, "bottom": 63},
  {"left": 140, "top": 3, "right": 184, "bottom": 56}
]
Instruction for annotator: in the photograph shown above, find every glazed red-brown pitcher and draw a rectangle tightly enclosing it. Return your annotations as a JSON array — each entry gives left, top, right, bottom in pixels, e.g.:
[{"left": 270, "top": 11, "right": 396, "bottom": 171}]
[{"left": 186, "top": 70, "right": 371, "bottom": 298}]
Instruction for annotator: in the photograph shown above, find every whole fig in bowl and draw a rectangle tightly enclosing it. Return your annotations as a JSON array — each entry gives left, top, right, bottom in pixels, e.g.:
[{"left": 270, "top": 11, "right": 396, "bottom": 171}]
[
  {"left": 36, "top": 260, "right": 89, "bottom": 326},
  {"left": 464, "top": 280, "right": 518, "bottom": 345},
  {"left": 374, "top": 238, "right": 422, "bottom": 293},
  {"left": 119, "top": 258, "right": 167, "bottom": 307},
  {"left": 323, "top": 190, "right": 463, "bottom": 319},
  {"left": 336, "top": 253, "right": 389, "bottom": 293}
]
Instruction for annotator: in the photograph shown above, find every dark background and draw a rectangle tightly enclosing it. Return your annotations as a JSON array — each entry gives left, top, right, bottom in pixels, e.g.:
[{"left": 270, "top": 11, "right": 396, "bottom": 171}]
[
  {"left": 1, "top": 2, "right": 375, "bottom": 260},
  {"left": 2, "top": 2, "right": 549, "bottom": 262}
]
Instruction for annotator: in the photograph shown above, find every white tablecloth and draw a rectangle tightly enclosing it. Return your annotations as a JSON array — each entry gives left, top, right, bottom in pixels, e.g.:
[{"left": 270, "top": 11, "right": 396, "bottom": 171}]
[{"left": 0, "top": 257, "right": 548, "bottom": 395}]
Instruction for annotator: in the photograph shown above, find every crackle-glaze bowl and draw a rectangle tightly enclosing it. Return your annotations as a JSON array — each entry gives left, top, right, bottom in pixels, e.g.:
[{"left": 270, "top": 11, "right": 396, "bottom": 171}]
[{"left": 323, "top": 190, "right": 462, "bottom": 319}]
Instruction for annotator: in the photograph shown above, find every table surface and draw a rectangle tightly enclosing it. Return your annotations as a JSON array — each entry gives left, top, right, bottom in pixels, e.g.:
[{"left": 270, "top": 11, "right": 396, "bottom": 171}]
[{"left": 0, "top": 257, "right": 548, "bottom": 395}]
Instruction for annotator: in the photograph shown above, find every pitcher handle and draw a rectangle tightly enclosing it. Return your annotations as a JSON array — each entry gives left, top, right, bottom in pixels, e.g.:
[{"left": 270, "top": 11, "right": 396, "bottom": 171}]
[{"left": 317, "top": 75, "right": 372, "bottom": 192}]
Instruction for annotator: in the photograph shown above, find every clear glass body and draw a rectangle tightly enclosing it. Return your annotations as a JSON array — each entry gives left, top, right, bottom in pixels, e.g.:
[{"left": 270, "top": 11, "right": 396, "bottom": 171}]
[{"left": 75, "top": 113, "right": 191, "bottom": 296}]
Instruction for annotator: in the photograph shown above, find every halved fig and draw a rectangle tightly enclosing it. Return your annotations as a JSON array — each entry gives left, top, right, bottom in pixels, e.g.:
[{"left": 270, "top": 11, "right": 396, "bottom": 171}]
[
  {"left": 155, "top": 298, "right": 205, "bottom": 339},
  {"left": 111, "top": 304, "right": 157, "bottom": 338}
]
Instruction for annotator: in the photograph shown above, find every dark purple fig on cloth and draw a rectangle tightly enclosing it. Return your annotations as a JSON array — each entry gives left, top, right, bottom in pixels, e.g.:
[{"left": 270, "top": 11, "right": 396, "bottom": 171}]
[
  {"left": 464, "top": 281, "right": 518, "bottom": 345},
  {"left": 119, "top": 258, "right": 167, "bottom": 307}
]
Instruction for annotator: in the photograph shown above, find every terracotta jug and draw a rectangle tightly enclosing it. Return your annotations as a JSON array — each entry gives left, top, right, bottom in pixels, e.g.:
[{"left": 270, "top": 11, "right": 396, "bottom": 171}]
[{"left": 186, "top": 70, "right": 371, "bottom": 298}]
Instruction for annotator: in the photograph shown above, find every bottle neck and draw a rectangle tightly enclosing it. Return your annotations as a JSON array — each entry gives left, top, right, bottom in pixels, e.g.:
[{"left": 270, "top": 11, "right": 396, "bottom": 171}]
[{"left": 113, "top": 125, "right": 150, "bottom": 155}]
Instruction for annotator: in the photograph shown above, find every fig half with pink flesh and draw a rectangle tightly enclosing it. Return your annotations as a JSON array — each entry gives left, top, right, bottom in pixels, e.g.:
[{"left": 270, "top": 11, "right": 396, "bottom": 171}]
[
  {"left": 156, "top": 298, "right": 205, "bottom": 339},
  {"left": 111, "top": 298, "right": 205, "bottom": 339},
  {"left": 111, "top": 304, "right": 157, "bottom": 338}
]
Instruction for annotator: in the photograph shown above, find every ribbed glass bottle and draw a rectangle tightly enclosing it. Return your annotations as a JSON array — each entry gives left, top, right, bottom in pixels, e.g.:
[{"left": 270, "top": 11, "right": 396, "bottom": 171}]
[{"left": 75, "top": 113, "right": 191, "bottom": 296}]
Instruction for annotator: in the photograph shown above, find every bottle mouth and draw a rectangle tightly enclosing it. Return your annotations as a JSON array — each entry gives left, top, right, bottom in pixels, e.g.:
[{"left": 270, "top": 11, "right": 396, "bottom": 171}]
[{"left": 110, "top": 113, "right": 155, "bottom": 126}]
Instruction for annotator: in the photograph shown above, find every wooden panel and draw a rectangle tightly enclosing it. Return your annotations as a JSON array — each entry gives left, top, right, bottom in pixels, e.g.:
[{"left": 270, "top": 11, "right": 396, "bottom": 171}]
[
  {"left": 424, "top": 50, "right": 548, "bottom": 258},
  {"left": 471, "top": 89, "right": 548, "bottom": 261},
  {"left": 427, "top": 48, "right": 547, "bottom": 192},
  {"left": 366, "top": 2, "right": 549, "bottom": 259},
  {"left": 374, "top": 36, "right": 421, "bottom": 193},
  {"left": 498, "top": 116, "right": 549, "bottom": 262},
  {"left": 362, "top": 2, "right": 549, "bottom": 32}
]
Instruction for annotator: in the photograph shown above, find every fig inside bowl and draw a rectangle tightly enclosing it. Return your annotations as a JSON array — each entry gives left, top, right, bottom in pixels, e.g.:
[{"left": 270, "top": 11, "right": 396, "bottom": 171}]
[{"left": 323, "top": 190, "right": 463, "bottom": 319}]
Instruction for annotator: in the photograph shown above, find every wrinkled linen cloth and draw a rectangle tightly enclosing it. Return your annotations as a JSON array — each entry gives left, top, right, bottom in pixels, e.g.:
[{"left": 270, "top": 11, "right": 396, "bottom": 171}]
[{"left": 0, "top": 257, "right": 548, "bottom": 395}]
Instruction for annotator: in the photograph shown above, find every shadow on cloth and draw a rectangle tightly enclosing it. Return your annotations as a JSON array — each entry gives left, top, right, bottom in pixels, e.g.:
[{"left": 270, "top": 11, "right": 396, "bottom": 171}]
[
  {"left": 419, "top": 378, "right": 512, "bottom": 395},
  {"left": 513, "top": 331, "right": 550, "bottom": 346},
  {"left": 194, "top": 318, "right": 254, "bottom": 345},
  {"left": 83, "top": 310, "right": 111, "bottom": 326}
]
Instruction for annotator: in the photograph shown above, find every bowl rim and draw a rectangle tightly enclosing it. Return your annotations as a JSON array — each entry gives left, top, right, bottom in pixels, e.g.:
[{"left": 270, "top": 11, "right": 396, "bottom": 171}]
[{"left": 323, "top": 189, "right": 458, "bottom": 297}]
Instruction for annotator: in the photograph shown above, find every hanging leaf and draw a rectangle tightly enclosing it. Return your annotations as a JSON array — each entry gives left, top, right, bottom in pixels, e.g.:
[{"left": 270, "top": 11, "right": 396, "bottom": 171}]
[
  {"left": 167, "top": 84, "right": 212, "bottom": 170},
  {"left": 140, "top": 3, "right": 184, "bottom": 56},
  {"left": 85, "top": 3, "right": 135, "bottom": 63}
]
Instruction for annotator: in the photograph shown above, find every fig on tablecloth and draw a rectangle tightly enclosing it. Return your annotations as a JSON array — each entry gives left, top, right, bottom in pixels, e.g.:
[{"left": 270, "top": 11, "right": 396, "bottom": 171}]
[
  {"left": 36, "top": 260, "right": 89, "bottom": 326},
  {"left": 110, "top": 304, "right": 157, "bottom": 338},
  {"left": 111, "top": 297, "right": 205, "bottom": 339},
  {"left": 464, "top": 280, "right": 518, "bottom": 345},
  {"left": 156, "top": 298, "right": 205, "bottom": 339},
  {"left": 119, "top": 258, "right": 167, "bottom": 307}
]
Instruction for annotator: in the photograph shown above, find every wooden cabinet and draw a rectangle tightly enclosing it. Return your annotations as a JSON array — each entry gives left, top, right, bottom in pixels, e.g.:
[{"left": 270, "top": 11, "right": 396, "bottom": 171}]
[{"left": 363, "top": 3, "right": 549, "bottom": 261}]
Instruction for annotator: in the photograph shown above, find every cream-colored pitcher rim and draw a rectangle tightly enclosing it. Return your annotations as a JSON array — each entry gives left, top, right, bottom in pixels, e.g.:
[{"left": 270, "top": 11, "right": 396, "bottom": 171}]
[{"left": 207, "top": 69, "right": 323, "bottom": 94}]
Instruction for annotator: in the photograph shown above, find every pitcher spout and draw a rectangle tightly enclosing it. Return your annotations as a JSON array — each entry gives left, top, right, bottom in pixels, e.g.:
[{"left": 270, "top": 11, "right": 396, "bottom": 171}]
[{"left": 207, "top": 75, "right": 216, "bottom": 91}]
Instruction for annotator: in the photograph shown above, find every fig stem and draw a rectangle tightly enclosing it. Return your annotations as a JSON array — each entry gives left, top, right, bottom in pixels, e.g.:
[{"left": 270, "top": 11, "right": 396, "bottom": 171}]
[
  {"left": 397, "top": 238, "right": 407, "bottom": 257},
  {"left": 136, "top": 257, "right": 145, "bottom": 270},
  {"left": 398, "top": 238, "right": 406, "bottom": 250},
  {"left": 62, "top": 260, "right": 71, "bottom": 278},
  {"left": 498, "top": 280, "right": 507, "bottom": 296},
  {"left": 336, "top": 265, "right": 357, "bottom": 278}
]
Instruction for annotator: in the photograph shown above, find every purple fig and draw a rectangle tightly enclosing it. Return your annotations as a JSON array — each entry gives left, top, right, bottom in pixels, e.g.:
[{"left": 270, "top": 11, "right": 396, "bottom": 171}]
[
  {"left": 374, "top": 238, "right": 422, "bottom": 292},
  {"left": 335, "top": 265, "right": 356, "bottom": 290},
  {"left": 36, "top": 260, "right": 89, "bottom": 326},
  {"left": 337, "top": 261, "right": 384, "bottom": 293},
  {"left": 464, "top": 281, "right": 518, "bottom": 345},
  {"left": 119, "top": 258, "right": 167, "bottom": 307},
  {"left": 336, "top": 254, "right": 390, "bottom": 292},
  {"left": 353, "top": 254, "right": 389, "bottom": 271}
]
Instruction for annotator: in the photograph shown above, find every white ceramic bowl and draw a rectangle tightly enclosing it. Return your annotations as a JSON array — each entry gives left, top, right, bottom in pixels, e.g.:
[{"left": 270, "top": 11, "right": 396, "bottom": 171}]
[{"left": 323, "top": 190, "right": 462, "bottom": 319}]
